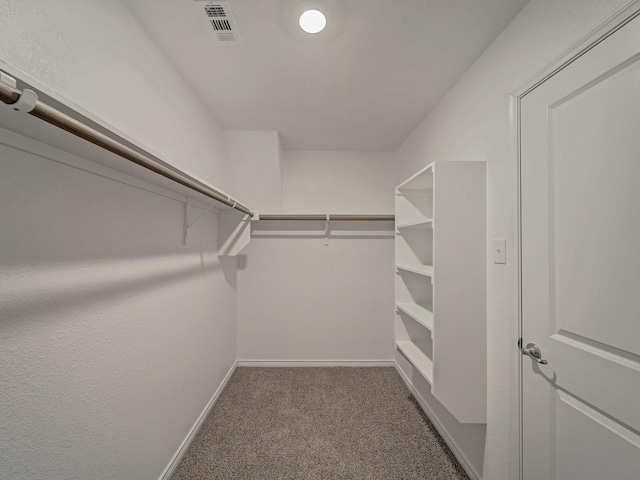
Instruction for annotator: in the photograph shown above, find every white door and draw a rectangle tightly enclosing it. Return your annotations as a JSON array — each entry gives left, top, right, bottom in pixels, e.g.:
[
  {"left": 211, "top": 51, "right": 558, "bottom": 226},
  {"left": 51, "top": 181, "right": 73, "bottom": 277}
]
[{"left": 520, "top": 9, "right": 640, "bottom": 480}]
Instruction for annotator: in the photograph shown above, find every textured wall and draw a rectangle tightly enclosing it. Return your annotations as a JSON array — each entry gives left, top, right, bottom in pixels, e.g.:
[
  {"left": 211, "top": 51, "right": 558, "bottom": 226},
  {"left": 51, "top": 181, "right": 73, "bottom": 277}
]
[
  {"left": 0, "top": 0, "right": 239, "bottom": 478},
  {"left": 237, "top": 150, "right": 396, "bottom": 361},
  {"left": 224, "top": 130, "right": 283, "bottom": 212},
  {"left": 395, "top": 0, "right": 631, "bottom": 478}
]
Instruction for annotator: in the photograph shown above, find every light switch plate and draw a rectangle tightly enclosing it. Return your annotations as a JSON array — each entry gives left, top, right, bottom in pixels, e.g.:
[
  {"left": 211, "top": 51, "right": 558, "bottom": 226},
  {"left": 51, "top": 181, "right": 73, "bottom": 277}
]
[{"left": 494, "top": 238, "right": 507, "bottom": 264}]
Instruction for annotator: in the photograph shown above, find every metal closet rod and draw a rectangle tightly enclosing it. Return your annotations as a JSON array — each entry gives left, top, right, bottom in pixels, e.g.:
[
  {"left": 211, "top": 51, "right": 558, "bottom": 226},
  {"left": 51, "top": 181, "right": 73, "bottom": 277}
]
[
  {"left": 0, "top": 80, "right": 253, "bottom": 217},
  {"left": 258, "top": 214, "right": 395, "bottom": 221}
]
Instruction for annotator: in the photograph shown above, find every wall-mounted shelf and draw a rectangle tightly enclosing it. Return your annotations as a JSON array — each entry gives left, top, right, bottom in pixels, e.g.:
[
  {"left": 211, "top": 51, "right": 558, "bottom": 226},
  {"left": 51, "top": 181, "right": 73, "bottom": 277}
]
[
  {"left": 396, "top": 341, "right": 433, "bottom": 385},
  {"left": 396, "top": 264, "right": 434, "bottom": 278},
  {"left": 396, "top": 303, "right": 433, "bottom": 331}
]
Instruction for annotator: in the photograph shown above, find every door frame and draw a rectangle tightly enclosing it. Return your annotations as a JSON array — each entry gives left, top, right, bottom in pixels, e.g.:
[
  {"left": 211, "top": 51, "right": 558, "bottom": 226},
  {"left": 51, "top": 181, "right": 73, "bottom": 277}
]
[{"left": 508, "top": 2, "right": 640, "bottom": 478}]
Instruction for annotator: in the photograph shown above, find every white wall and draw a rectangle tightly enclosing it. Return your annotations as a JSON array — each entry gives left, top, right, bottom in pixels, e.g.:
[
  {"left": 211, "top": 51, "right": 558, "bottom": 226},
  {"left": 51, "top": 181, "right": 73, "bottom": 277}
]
[
  {"left": 283, "top": 150, "right": 396, "bottom": 214},
  {"left": 224, "top": 130, "right": 283, "bottom": 212},
  {"left": 237, "top": 151, "right": 396, "bottom": 361},
  {"left": 395, "top": 0, "right": 631, "bottom": 478},
  {"left": 0, "top": 1, "right": 239, "bottom": 479}
]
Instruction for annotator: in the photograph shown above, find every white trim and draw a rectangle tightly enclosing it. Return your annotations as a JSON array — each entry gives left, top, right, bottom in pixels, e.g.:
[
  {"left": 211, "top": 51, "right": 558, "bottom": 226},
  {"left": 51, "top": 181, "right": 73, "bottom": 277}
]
[
  {"left": 159, "top": 361, "right": 238, "bottom": 480},
  {"left": 508, "top": 93, "right": 523, "bottom": 480},
  {"left": 509, "top": 2, "right": 640, "bottom": 479},
  {"left": 394, "top": 362, "right": 480, "bottom": 480},
  {"left": 236, "top": 359, "right": 395, "bottom": 367}
]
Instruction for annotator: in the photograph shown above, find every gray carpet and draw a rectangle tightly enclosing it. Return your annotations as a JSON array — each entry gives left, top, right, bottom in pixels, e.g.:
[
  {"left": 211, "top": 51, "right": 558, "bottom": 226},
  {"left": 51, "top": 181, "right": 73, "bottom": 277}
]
[{"left": 170, "top": 367, "right": 469, "bottom": 480}]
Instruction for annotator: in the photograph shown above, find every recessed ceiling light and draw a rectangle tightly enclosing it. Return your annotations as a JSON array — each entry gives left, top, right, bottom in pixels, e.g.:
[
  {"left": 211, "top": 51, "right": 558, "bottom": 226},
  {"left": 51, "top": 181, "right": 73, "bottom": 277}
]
[{"left": 299, "top": 9, "right": 326, "bottom": 34}]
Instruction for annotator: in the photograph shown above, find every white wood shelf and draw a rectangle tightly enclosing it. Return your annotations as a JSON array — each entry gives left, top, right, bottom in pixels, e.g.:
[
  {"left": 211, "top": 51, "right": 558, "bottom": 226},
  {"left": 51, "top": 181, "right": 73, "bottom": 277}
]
[
  {"left": 396, "top": 218, "right": 433, "bottom": 229},
  {"left": 396, "top": 341, "right": 433, "bottom": 385},
  {"left": 396, "top": 263, "right": 434, "bottom": 278},
  {"left": 396, "top": 303, "right": 433, "bottom": 331}
]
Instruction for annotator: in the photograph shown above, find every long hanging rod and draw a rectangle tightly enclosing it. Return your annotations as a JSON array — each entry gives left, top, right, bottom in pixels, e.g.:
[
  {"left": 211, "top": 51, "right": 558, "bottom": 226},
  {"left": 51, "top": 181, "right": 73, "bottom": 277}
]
[
  {"left": 258, "top": 214, "right": 395, "bottom": 221},
  {"left": 0, "top": 79, "right": 253, "bottom": 217}
]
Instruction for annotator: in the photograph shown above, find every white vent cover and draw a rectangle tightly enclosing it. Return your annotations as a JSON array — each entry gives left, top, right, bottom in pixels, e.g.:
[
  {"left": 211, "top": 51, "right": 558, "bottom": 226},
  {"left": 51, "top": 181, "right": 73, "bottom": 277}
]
[{"left": 194, "top": 0, "right": 243, "bottom": 45}]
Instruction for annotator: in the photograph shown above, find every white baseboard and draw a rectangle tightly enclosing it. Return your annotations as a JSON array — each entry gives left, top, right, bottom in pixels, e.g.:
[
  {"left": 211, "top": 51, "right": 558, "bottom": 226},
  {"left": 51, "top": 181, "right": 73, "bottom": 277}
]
[
  {"left": 394, "top": 362, "right": 481, "bottom": 480},
  {"left": 159, "top": 361, "right": 238, "bottom": 480},
  {"left": 236, "top": 359, "right": 395, "bottom": 367}
]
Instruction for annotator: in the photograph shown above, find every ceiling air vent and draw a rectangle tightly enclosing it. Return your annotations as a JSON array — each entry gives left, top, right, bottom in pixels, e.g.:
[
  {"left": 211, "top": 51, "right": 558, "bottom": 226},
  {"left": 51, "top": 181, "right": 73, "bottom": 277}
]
[{"left": 194, "top": 0, "right": 243, "bottom": 45}]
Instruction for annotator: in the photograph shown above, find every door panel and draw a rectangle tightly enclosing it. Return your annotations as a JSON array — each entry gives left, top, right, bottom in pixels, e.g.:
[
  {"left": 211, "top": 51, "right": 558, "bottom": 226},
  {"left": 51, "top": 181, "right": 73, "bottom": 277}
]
[
  {"left": 556, "top": 392, "right": 640, "bottom": 480},
  {"left": 521, "top": 10, "right": 640, "bottom": 480},
  {"left": 550, "top": 60, "right": 640, "bottom": 356}
]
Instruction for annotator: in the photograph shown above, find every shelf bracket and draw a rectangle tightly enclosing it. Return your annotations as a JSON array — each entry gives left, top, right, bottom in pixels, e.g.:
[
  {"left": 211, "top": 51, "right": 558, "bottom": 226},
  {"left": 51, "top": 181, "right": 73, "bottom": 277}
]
[{"left": 183, "top": 196, "right": 223, "bottom": 245}]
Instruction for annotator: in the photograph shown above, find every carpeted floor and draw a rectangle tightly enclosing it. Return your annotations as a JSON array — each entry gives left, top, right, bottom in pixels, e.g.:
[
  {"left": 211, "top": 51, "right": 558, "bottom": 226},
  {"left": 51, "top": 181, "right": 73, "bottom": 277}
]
[{"left": 170, "top": 367, "right": 469, "bottom": 480}]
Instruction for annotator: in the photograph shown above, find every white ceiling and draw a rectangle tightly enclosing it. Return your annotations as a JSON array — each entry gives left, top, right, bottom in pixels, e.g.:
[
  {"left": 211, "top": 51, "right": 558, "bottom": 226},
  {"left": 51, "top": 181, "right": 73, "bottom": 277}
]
[{"left": 123, "top": 0, "right": 529, "bottom": 151}]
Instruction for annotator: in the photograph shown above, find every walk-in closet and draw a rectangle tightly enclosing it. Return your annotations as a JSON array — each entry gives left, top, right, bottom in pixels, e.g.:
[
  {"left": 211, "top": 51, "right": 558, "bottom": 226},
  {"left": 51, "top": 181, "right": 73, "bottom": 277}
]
[{"left": 2, "top": 1, "right": 640, "bottom": 479}]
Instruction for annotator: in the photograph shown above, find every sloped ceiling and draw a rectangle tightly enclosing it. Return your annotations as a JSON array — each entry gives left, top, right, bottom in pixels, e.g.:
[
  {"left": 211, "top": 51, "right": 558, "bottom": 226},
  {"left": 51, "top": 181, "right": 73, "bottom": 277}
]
[{"left": 124, "top": 0, "right": 529, "bottom": 150}]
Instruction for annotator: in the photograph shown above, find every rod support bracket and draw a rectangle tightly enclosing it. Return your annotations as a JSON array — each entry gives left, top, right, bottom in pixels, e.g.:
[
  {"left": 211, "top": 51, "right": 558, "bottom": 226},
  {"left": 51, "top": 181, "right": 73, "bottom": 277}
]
[{"left": 11, "top": 89, "right": 38, "bottom": 113}]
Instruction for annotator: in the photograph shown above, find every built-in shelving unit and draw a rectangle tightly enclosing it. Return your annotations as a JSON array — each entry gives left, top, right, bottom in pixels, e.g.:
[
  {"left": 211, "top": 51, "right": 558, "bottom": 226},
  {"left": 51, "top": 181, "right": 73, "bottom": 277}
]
[
  {"left": 394, "top": 161, "right": 486, "bottom": 424},
  {"left": 395, "top": 163, "right": 435, "bottom": 388}
]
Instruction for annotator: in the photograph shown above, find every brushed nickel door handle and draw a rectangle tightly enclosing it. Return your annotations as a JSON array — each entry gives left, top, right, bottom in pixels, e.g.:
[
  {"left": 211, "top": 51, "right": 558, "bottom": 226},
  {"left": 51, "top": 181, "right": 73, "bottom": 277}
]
[{"left": 519, "top": 339, "right": 548, "bottom": 365}]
